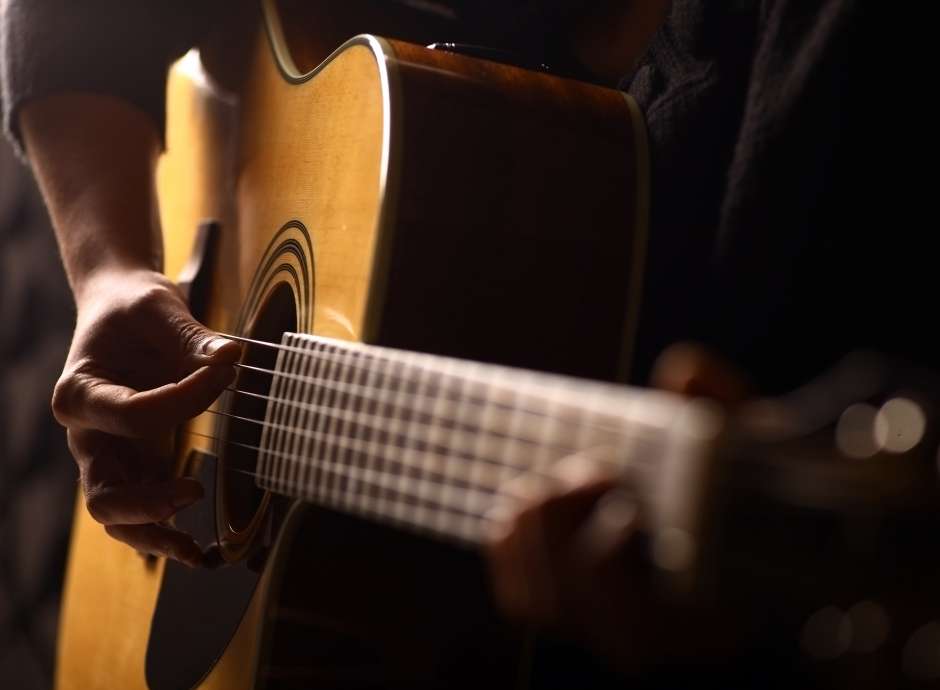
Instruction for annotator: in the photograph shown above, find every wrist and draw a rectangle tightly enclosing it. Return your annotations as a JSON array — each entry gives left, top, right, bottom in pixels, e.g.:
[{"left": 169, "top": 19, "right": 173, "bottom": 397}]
[
  {"left": 60, "top": 217, "right": 163, "bottom": 300},
  {"left": 72, "top": 264, "right": 173, "bottom": 312}
]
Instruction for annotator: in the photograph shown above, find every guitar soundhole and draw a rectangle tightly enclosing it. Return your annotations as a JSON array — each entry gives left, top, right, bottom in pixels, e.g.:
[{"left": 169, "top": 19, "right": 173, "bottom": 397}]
[{"left": 222, "top": 282, "right": 297, "bottom": 534}]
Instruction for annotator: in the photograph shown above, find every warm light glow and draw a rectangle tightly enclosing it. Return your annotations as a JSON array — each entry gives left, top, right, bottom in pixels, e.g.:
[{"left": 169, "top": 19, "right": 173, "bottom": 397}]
[
  {"left": 874, "top": 397, "right": 926, "bottom": 454},
  {"left": 801, "top": 606, "right": 852, "bottom": 659},
  {"left": 848, "top": 600, "right": 890, "bottom": 653},
  {"left": 903, "top": 622, "right": 940, "bottom": 680},
  {"left": 836, "top": 404, "right": 880, "bottom": 459}
]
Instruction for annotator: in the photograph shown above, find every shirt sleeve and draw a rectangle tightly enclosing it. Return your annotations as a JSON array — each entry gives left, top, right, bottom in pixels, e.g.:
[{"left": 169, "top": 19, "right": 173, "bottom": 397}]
[{"left": 1, "top": 0, "right": 222, "bottom": 159}]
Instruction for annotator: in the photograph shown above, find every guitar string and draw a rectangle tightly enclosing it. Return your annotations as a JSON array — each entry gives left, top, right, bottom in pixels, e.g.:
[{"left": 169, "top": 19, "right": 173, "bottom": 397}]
[
  {"left": 198, "top": 400, "right": 642, "bottom": 534},
  {"left": 219, "top": 331, "right": 668, "bottom": 438},
  {"left": 187, "top": 422, "right": 641, "bottom": 549},
  {"left": 205, "top": 391, "right": 659, "bottom": 497},
  {"left": 190, "top": 390, "right": 650, "bottom": 538},
  {"left": 214, "top": 385, "right": 657, "bottom": 460},
  {"left": 211, "top": 358, "right": 665, "bottom": 493},
  {"left": 203, "top": 404, "right": 570, "bottom": 496},
  {"left": 188, "top": 427, "right": 504, "bottom": 507},
  {"left": 230, "top": 359, "right": 638, "bottom": 441},
  {"left": 186, "top": 428, "right": 511, "bottom": 530},
  {"left": 204, "top": 333, "right": 670, "bottom": 511}
]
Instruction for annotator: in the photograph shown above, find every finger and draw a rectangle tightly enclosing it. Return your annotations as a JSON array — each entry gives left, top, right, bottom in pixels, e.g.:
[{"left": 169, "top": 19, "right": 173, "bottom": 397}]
[
  {"left": 516, "top": 497, "right": 563, "bottom": 624},
  {"left": 104, "top": 523, "right": 204, "bottom": 568},
  {"left": 490, "top": 480, "right": 565, "bottom": 624},
  {"left": 572, "top": 489, "right": 640, "bottom": 565},
  {"left": 85, "top": 477, "right": 204, "bottom": 525},
  {"left": 651, "top": 342, "right": 751, "bottom": 404},
  {"left": 485, "top": 472, "right": 547, "bottom": 621},
  {"left": 545, "top": 448, "right": 622, "bottom": 497},
  {"left": 56, "top": 364, "right": 235, "bottom": 437},
  {"left": 498, "top": 471, "right": 550, "bottom": 506},
  {"left": 70, "top": 429, "right": 180, "bottom": 499},
  {"left": 485, "top": 510, "right": 535, "bottom": 622}
]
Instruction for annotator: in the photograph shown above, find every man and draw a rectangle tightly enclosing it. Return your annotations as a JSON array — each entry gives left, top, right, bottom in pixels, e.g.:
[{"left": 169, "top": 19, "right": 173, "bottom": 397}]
[{"left": 2, "top": 0, "right": 923, "bottom": 675}]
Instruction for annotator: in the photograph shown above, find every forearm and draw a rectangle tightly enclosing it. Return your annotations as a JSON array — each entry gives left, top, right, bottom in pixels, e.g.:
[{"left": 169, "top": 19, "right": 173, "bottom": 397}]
[{"left": 21, "top": 92, "right": 164, "bottom": 300}]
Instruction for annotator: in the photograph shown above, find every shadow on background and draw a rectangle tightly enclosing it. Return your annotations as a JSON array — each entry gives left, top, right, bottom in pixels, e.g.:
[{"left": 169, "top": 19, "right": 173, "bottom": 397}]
[{"left": 0, "top": 123, "right": 77, "bottom": 689}]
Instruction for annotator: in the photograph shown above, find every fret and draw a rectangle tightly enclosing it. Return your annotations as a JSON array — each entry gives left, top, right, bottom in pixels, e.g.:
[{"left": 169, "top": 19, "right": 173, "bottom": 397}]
[
  {"left": 420, "top": 356, "right": 459, "bottom": 535},
  {"left": 329, "top": 346, "right": 365, "bottom": 508},
  {"left": 434, "top": 363, "right": 471, "bottom": 536},
  {"left": 268, "top": 346, "right": 298, "bottom": 492},
  {"left": 296, "top": 338, "right": 326, "bottom": 498},
  {"left": 385, "top": 351, "right": 420, "bottom": 523},
  {"left": 316, "top": 343, "right": 354, "bottom": 505},
  {"left": 257, "top": 344, "right": 287, "bottom": 487},
  {"left": 284, "top": 335, "right": 317, "bottom": 494},
  {"left": 339, "top": 347, "right": 372, "bottom": 512},
  {"left": 529, "top": 377, "right": 566, "bottom": 474},
  {"left": 359, "top": 357, "right": 387, "bottom": 515},
  {"left": 279, "top": 345, "right": 307, "bottom": 491},
  {"left": 306, "top": 341, "right": 340, "bottom": 501},
  {"left": 567, "top": 385, "right": 604, "bottom": 473},
  {"left": 396, "top": 354, "right": 435, "bottom": 529},
  {"left": 461, "top": 364, "right": 504, "bottom": 528},
  {"left": 374, "top": 355, "right": 408, "bottom": 520},
  {"left": 496, "top": 378, "right": 529, "bottom": 507},
  {"left": 313, "top": 343, "right": 341, "bottom": 504}
]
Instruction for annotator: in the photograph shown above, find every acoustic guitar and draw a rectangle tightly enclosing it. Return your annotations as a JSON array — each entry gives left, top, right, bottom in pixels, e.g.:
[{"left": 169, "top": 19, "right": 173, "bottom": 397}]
[{"left": 54, "top": 2, "right": 940, "bottom": 689}]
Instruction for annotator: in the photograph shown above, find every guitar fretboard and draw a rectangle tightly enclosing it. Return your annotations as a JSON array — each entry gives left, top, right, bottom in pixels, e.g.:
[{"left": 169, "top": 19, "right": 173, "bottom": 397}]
[{"left": 249, "top": 333, "right": 722, "bottom": 547}]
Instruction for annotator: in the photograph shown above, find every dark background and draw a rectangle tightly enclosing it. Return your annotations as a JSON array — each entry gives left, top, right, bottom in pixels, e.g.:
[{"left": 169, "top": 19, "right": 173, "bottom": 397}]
[{"left": 0, "top": 119, "right": 76, "bottom": 690}]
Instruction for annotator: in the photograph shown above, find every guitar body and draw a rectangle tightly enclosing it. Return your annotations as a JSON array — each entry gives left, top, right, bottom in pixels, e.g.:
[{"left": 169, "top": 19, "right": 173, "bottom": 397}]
[{"left": 55, "top": 2, "right": 647, "bottom": 688}]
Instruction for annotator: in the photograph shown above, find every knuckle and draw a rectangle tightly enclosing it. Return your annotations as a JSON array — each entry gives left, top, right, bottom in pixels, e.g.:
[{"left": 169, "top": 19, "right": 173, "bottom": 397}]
[
  {"left": 51, "top": 372, "right": 82, "bottom": 425},
  {"left": 84, "top": 487, "right": 111, "bottom": 524},
  {"left": 114, "top": 282, "right": 181, "bottom": 326},
  {"left": 134, "top": 283, "right": 174, "bottom": 311}
]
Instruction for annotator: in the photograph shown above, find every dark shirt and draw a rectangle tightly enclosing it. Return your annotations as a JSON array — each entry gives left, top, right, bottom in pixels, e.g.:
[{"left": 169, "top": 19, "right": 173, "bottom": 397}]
[
  {"left": 630, "top": 0, "right": 931, "bottom": 391},
  {"left": 1, "top": 0, "right": 927, "bottom": 391}
]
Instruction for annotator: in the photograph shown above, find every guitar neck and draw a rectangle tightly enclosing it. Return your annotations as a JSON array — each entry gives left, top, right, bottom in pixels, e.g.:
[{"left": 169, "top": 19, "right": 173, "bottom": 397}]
[{"left": 251, "top": 332, "right": 723, "bottom": 547}]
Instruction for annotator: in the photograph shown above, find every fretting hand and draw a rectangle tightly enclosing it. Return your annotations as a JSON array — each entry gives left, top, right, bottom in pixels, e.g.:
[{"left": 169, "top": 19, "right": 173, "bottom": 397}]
[{"left": 484, "top": 343, "right": 750, "bottom": 669}]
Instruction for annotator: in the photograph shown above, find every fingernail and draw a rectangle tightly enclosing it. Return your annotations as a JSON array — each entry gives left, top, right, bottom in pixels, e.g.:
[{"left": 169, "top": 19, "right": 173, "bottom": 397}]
[{"left": 204, "top": 337, "right": 234, "bottom": 356}]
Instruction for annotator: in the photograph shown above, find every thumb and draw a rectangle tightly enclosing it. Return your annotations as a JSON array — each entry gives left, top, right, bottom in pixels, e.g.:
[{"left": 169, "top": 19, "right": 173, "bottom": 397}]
[{"left": 177, "top": 319, "right": 242, "bottom": 368}]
